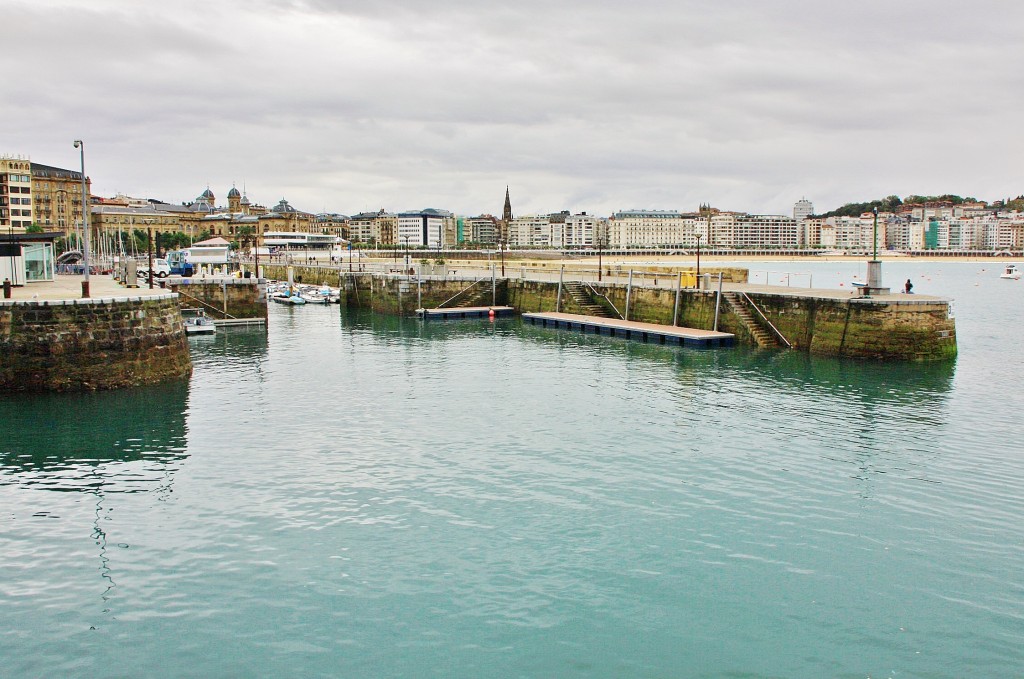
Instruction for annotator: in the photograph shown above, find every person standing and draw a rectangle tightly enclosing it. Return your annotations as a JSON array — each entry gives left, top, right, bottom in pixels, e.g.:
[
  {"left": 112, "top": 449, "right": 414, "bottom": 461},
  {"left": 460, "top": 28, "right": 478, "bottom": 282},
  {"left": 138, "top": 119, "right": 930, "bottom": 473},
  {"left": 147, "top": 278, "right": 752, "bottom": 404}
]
[{"left": 905, "top": 279, "right": 913, "bottom": 294}]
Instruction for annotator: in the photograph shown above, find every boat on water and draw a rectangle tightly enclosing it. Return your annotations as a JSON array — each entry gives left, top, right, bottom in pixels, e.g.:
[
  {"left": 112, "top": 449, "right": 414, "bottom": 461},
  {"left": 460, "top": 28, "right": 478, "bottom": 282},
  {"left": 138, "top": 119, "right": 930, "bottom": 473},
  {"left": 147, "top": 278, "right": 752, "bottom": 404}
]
[
  {"left": 182, "top": 308, "right": 217, "bottom": 335},
  {"left": 999, "top": 264, "right": 1021, "bottom": 280},
  {"left": 298, "top": 285, "right": 339, "bottom": 304},
  {"left": 270, "top": 289, "right": 307, "bottom": 305}
]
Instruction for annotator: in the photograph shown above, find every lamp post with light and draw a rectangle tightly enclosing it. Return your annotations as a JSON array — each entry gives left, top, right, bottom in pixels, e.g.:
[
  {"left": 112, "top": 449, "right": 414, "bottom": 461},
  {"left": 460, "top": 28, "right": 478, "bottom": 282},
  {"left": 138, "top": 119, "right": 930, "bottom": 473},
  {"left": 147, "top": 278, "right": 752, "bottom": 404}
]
[
  {"left": 73, "top": 140, "right": 90, "bottom": 297},
  {"left": 695, "top": 233, "right": 702, "bottom": 285}
]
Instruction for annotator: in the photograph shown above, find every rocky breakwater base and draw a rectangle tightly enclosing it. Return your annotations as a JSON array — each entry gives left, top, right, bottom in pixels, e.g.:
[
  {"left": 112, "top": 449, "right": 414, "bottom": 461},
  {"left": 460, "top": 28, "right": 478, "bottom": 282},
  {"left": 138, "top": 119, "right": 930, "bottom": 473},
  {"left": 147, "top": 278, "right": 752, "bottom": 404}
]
[{"left": 0, "top": 277, "right": 191, "bottom": 391}]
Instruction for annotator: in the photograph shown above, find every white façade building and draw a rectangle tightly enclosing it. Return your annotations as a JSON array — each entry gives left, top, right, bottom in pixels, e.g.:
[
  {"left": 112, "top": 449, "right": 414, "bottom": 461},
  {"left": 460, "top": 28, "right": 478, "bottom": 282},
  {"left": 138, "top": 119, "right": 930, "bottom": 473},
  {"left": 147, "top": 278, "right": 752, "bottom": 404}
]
[
  {"left": 508, "top": 215, "right": 552, "bottom": 247},
  {"left": 608, "top": 210, "right": 707, "bottom": 248},
  {"left": 829, "top": 214, "right": 886, "bottom": 252},
  {"left": 552, "top": 213, "right": 607, "bottom": 248},
  {"left": 793, "top": 198, "right": 814, "bottom": 223},
  {"left": 398, "top": 208, "right": 453, "bottom": 248},
  {"left": 709, "top": 213, "right": 798, "bottom": 249}
]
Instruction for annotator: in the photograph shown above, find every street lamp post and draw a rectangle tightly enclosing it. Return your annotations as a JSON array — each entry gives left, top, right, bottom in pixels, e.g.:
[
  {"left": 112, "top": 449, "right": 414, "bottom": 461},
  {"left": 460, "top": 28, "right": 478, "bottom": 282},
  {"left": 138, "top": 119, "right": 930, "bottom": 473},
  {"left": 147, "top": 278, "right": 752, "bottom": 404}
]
[
  {"left": 865, "top": 206, "right": 883, "bottom": 294},
  {"left": 695, "top": 233, "right": 702, "bottom": 285},
  {"left": 145, "top": 219, "right": 155, "bottom": 289},
  {"left": 872, "top": 206, "right": 879, "bottom": 262},
  {"left": 597, "top": 236, "right": 603, "bottom": 282},
  {"left": 254, "top": 226, "right": 260, "bottom": 279},
  {"left": 403, "top": 235, "right": 410, "bottom": 272},
  {"left": 73, "top": 140, "right": 90, "bottom": 297},
  {"left": 499, "top": 239, "right": 505, "bottom": 277}
]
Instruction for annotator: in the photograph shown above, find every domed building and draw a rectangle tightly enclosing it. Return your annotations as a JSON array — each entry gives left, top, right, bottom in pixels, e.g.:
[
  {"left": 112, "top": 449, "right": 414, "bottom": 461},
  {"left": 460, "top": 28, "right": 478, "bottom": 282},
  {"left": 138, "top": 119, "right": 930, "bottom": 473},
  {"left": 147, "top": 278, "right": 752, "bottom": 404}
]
[{"left": 227, "top": 185, "right": 242, "bottom": 212}]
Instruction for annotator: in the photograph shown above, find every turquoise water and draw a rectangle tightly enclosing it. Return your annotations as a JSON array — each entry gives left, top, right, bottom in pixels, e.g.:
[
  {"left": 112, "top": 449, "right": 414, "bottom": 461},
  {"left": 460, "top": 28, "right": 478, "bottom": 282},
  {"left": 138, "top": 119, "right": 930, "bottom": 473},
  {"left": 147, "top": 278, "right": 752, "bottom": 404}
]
[{"left": 2, "top": 261, "right": 1023, "bottom": 678}]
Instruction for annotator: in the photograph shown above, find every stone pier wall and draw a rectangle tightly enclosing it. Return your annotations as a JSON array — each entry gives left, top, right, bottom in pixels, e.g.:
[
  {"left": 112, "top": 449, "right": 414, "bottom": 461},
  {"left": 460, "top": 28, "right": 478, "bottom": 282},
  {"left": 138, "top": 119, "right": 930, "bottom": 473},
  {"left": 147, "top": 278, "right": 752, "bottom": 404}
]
[
  {"left": 168, "top": 277, "right": 268, "bottom": 320},
  {"left": 338, "top": 273, "right": 956, "bottom": 361},
  {"left": 0, "top": 294, "right": 192, "bottom": 391}
]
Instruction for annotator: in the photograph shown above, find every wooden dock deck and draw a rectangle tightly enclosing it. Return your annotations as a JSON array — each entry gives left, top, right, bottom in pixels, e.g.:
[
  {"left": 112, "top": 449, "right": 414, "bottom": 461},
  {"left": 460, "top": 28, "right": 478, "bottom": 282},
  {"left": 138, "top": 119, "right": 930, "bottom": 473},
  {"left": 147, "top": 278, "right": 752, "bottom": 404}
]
[
  {"left": 522, "top": 312, "right": 734, "bottom": 347},
  {"left": 417, "top": 306, "right": 516, "bottom": 320}
]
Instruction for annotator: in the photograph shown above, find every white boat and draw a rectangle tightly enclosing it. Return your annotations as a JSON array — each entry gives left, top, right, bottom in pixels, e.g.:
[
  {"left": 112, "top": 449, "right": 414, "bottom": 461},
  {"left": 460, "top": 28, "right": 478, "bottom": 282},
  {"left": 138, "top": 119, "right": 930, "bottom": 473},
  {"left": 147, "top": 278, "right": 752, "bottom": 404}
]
[
  {"left": 182, "top": 308, "right": 217, "bottom": 335},
  {"left": 270, "top": 287, "right": 307, "bottom": 304},
  {"left": 999, "top": 264, "right": 1021, "bottom": 280},
  {"left": 298, "top": 285, "right": 338, "bottom": 304},
  {"left": 271, "top": 293, "right": 307, "bottom": 305}
]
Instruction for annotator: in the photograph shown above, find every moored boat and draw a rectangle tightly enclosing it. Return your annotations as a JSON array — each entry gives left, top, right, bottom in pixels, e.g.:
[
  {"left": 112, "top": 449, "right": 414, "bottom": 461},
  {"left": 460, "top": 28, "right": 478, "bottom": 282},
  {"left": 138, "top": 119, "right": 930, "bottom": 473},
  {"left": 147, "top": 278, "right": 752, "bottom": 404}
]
[
  {"left": 999, "top": 264, "right": 1021, "bottom": 280},
  {"left": 182, "top": 308, "right": 217, "bottom": 335}
]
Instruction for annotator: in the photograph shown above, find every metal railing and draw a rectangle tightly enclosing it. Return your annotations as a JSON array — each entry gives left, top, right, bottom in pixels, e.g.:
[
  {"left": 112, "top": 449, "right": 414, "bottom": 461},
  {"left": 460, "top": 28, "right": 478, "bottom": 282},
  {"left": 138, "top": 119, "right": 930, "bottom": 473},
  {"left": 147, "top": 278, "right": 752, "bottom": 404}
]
[
  {"left": 436, "top": 277, "right": 490, "bottom": 308},
  {"left": 583, "top": 282, "right": 624, "bottom": 319},
  {"left": 740, "top": 292, "right": 792, "bottom": 348}
]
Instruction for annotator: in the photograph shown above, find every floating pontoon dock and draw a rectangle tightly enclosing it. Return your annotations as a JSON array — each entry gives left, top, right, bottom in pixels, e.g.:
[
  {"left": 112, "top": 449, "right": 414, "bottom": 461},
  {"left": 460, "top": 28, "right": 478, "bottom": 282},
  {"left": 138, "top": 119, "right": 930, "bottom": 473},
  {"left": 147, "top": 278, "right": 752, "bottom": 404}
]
[
  {"left": 417, "top": 306, "right": 516, "bottom": 320},
  {"left": 523, "top": 312, "right": 734, "bottom": 347}
]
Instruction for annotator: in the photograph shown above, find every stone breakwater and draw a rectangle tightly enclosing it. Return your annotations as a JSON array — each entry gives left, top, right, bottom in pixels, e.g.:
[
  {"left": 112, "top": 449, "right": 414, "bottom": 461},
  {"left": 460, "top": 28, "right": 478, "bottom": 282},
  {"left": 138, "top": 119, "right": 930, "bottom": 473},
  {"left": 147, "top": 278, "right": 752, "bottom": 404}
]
[
  {"left": 336, "top": 273, "right": 956, "bottom": 362},
  {"left": 0, "top": 293, "right": 192, "bottom": 391}
]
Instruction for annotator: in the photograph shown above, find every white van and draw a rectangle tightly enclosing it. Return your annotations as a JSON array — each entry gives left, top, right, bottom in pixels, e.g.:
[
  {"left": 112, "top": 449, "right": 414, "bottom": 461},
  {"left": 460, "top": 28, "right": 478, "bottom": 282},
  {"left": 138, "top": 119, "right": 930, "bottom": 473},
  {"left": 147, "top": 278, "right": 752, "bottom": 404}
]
[{"left": 138, "top": 258, "right": 172, "bottom": 280}]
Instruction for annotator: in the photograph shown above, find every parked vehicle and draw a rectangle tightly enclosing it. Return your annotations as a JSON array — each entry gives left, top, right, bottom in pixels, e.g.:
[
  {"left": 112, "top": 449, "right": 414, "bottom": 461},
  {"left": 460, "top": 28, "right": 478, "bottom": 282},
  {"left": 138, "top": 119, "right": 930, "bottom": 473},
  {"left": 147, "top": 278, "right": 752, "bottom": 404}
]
[{"left": 137, "top": 258, "right": 172, "bottom": 280}]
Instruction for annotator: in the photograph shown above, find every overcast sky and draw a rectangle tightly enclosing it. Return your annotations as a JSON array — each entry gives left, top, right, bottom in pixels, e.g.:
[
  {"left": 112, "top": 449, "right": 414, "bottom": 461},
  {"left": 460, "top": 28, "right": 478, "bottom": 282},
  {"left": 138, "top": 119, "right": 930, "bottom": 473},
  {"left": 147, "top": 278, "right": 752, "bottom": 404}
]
[{"left": 5, "top": 0, "right": 1023, "bottom": 217}]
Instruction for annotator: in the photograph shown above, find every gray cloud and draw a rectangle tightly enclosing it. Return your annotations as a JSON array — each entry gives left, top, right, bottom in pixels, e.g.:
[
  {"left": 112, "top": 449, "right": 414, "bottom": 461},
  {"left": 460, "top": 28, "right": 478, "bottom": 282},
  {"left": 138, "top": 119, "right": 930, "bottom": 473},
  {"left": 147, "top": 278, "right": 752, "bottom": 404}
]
[{"left": 4, "top": 0, "right": 1022, "bottom": 217}]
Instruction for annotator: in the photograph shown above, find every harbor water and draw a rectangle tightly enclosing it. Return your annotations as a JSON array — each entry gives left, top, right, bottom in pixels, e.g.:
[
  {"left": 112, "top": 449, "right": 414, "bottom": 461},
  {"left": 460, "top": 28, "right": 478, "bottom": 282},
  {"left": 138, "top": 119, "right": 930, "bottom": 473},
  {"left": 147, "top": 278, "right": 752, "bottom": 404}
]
[{"left": 2, "top": 260, "right": 1022, "bottom": 678}]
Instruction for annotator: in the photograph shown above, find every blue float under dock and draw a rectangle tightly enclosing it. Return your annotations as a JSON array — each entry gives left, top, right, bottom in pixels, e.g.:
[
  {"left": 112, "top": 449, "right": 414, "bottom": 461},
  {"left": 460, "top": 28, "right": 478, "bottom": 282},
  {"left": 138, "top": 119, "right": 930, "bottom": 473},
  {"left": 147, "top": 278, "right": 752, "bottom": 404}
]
[
  {"left": 523, "top": 312, "right": 734, "bottom": 347},
  {"left": 417, "top": 306, "right": 516, "bottom": 320}
]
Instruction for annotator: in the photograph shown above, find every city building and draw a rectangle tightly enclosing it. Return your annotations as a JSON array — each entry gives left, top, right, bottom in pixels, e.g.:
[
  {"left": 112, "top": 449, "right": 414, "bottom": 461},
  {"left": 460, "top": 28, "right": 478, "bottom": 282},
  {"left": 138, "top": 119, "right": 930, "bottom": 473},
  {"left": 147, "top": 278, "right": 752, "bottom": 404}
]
[
  {"left": 553, "top": 212, "right": 606, "bottom": 248},
  {"left": 609, "top": 210, "right": 706, "bottom": 248},
  {"left": 508, "top": 215, "right": 552, "bottom": 247},
  {"left": 0, "top": 155, "right": 35, "bottom": 231},
  {"left": 793, "top": 198, "right": 814, "bottom": 223},
  {"left": 31, "top": 162, "right": 93, "bottom": 235},
  {"left": 464, "top": 215, "right": 499, "bottom": 245},
  {"left": 398, "top": 209, "right": 454, "bottom": 248}
]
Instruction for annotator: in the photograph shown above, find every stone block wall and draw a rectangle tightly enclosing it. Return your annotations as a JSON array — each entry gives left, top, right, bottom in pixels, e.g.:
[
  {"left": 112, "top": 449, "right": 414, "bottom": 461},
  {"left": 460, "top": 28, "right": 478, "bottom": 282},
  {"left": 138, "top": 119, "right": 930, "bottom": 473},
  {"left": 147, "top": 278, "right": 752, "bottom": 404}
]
[
  {"left": 332, "top": 272, "right": 957, "bottom": 361},
  {"left": 168, "top": 278, "right": 267, "bottom": 320},
  {"left": 0, "top": 294, "right": 192, "bottom": 391},
  {"left": 746, "top": 293, "right": 957, "bottom": 361}
]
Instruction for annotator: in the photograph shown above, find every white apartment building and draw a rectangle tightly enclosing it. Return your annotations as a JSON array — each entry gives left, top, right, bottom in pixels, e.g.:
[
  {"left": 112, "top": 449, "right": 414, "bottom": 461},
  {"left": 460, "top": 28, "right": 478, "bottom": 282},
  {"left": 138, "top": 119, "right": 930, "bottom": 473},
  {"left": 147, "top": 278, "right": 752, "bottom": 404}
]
[
  {"left": 552, "top": 213, "right": 607, "bottom": 248},
  {"left": 508, "top": 215, "right": 552, "bottom": 247},
  {"left": 609, "top": 210, "right": 706, "bottom": 248},
  {"left": 398, "top": 209, "right": 453, "bottom": 248},
  {"left": 886, "top": 219, "right": 927, "bottom": 251},
  {"left": 830, "top": 214, "right": 886, "bottom": 252},
  {"left": 710, "top": 213, "right": 798, "bottom": 248},
  {"left": 793, "top": 198, "right": 813, "bottom": 223}
]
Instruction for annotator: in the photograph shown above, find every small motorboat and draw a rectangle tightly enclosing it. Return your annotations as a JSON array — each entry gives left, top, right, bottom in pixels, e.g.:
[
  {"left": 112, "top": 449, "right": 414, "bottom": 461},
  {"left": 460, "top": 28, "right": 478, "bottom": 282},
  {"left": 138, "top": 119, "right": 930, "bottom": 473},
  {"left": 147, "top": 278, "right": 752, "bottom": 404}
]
[
  {"left": 270, "top": 287, "right": 307, "bottom": 304},
  {"left": 182, "top": 308, "right": 217, "bottom": 335},
  {"left": 299, "top": 285, "right": 338, "bottom": 304},
  {"left": 999, "top": 264, "right": 1021, "bottom": 280}
]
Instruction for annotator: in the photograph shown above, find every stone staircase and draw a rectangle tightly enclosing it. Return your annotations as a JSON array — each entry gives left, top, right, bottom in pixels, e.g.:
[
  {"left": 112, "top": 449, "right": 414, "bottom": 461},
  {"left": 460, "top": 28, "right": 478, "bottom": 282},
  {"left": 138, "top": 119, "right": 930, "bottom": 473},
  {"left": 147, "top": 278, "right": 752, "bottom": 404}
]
[
  {"left": 563, "top": 282, "right": 611, "bottom": 317},
  {"left": 722, "top": 292, "right": 780, "bottom": 348},
  {"left": 452, "top": 280, "right": 505, "bottom": 308}
]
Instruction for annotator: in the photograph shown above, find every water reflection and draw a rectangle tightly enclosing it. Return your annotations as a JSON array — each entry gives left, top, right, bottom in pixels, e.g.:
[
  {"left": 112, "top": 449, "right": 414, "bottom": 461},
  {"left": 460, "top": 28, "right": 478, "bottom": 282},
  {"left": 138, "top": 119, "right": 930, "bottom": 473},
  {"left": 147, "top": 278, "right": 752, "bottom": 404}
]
[{"left": 0, "top": 380, "right": 190, "bottom": 493}]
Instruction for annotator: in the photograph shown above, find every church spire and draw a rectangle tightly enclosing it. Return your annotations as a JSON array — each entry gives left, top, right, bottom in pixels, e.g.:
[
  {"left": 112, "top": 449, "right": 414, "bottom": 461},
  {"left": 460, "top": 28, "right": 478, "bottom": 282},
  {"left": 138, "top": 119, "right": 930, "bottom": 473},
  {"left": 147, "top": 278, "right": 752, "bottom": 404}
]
[{"left": 503, "top": 186, "right": 513, "bottom": 223}]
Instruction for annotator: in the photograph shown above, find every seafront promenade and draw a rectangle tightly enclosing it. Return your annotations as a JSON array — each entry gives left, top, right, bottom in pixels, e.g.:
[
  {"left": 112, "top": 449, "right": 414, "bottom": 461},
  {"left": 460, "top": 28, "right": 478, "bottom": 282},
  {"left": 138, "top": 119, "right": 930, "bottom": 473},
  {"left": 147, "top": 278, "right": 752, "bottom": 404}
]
[{"left": 1, "top": 274, "right": 170, "bottom": 302}]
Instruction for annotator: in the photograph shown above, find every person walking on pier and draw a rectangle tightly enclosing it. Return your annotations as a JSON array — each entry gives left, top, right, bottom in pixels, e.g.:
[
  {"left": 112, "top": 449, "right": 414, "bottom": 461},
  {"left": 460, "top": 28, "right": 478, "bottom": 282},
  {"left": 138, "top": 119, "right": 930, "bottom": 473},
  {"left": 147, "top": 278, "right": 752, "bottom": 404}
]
[{"left": 905, "top": 279, "right": 914, "bottom": 294}]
